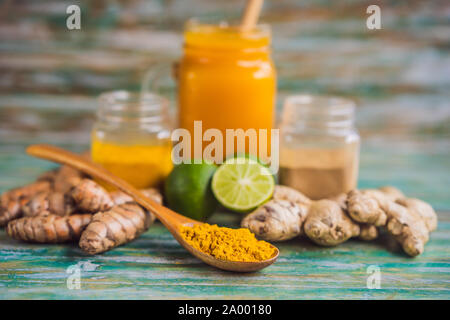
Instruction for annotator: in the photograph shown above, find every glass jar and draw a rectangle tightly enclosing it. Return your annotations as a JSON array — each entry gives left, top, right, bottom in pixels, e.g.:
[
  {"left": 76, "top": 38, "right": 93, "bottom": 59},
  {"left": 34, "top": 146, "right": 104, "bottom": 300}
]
[
  {"left": 91, "top": 90, "right": 173, "bottom": 189},
  {"left": 178, "top": 20, "right": 277, "bottom": 159},
  {"left": 278, "top": 95, "right": 360, "bottom": 200}
]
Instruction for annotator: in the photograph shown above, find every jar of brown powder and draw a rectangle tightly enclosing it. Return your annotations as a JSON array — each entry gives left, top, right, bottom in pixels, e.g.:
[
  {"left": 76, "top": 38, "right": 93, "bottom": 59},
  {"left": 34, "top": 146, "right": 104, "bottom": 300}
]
[{"left": 279, "top": 95, "right": 360, "bottom": 200}]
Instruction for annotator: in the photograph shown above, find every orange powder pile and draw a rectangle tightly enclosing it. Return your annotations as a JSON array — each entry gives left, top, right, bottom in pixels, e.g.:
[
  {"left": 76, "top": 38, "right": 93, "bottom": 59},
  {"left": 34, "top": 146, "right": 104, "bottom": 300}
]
[{"left": 180, "top": 223, "right": 276, "bottom": 262}]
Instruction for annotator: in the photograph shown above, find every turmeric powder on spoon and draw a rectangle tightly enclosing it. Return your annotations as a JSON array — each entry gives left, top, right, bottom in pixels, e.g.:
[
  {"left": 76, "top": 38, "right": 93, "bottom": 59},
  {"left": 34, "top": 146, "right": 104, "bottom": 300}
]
[{"left": 180, "top": 223, "right": 276, "bottom": 262}]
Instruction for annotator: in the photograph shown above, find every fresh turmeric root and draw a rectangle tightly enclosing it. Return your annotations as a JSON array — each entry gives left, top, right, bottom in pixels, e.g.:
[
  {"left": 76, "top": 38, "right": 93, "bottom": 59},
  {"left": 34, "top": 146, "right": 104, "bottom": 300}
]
[
  {"left": 70, "top": 180, "right": 162, "bottom": 213},
  {"left": 70, "top": 179, "right": 114, "bottom": 213},
  {"left": 16, "top": 175, "right": 120, "bottom": 219},
  {"left": 20, "top": 177, "right": 152, "bottom": 218},
  {"left": 109, "top": 188, "right": 163, "bottom": 206},
  {"left": 52, "top": 165, "right": 85, "bottom": 194},
  {"left": 22, "top": 192, "right": 76, "bottom": 217},
  {"left": 7, "top": 214, "right": 92, "bottom": 243},
  {"left": 0, "top": 165, "right": 86, "bottom": 226},
  {"left": 78, "top": 187, "right": 162, "bottom": 254},
  {"left": 79, "top": 203, "right": 156, "bottom": 255},
  {"left": 2, "top": 162, "right": 165, "bottom": 253},
  {"left": 0, "top": 178, "right": 53, "bottom": 226}
]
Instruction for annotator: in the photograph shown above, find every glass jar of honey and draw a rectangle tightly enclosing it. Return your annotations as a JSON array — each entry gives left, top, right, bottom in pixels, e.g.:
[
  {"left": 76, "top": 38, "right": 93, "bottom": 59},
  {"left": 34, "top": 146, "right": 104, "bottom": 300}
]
[
  {"left": 177, "top": 20, "right": 277, "bottom": 160},
  {"left": 91, "top": 90, "right": 173, "bottom": 189},
  {"left": 279, "top": 95, "right": 360, "bottom": 200}
]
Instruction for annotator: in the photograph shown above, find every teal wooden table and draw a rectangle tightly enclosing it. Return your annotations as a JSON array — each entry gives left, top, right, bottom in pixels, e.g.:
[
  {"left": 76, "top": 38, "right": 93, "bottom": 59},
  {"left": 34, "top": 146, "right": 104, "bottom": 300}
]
[
  {"left": 1, "top": 212, "right": 449, "bottom": 299},
  {"left": 0, "top": 0, "right": 449, "bottom": 299}
]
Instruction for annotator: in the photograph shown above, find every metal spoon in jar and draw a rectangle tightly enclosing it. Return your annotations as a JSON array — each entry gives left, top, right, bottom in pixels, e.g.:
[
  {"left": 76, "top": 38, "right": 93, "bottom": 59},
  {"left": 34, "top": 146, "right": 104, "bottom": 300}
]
[{"left": 26, "top": 144, "right": 279, "bottom": 272}]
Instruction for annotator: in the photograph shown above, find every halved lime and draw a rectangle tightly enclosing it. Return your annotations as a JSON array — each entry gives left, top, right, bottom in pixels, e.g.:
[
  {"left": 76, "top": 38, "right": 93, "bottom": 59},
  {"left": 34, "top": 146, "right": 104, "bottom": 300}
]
[{"left": 212, "top": 157, "right": 275, "bottom": 212}]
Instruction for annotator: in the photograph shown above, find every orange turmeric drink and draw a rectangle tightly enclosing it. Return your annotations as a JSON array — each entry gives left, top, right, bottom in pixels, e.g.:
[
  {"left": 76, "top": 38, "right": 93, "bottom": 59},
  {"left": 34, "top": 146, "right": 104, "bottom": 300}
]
[
  {"left": 178, "top": 21, "right": 276, "bottom": 159},
  {"left": 91, "top": 91, "right": 173, "bottom": 189}
]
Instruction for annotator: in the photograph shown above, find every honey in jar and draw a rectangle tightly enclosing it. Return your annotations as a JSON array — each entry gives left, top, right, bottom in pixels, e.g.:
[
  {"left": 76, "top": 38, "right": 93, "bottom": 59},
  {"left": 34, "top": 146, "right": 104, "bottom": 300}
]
[{"left": 91, "top": 91, "right": 173, "bottom": 189}]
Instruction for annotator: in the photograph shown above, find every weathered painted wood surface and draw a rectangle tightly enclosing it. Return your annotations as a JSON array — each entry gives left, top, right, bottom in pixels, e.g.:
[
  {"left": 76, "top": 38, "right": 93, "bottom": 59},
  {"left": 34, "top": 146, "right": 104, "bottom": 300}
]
[
  {"left": 1, "top": 213, "right": 450, "bottom": 299},
  {"left": 0, "top": 0, "right": 449, "bottom": 299}
]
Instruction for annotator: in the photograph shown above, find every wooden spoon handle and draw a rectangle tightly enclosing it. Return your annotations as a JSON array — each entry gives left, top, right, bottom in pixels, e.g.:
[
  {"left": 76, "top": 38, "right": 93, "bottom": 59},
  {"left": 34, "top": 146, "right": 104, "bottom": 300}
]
[{"left": 26, "top": 144, "right": 196, "bottom": 229}]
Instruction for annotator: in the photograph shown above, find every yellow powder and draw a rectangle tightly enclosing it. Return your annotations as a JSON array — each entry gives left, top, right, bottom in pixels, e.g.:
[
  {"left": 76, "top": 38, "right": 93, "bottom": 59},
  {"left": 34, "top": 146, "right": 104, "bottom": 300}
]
[
  {"left": 180, "top": 223, "right": 276, "bottom": 262},
  {"left": 91, "top": 139, "right": 173, "bottom": 189}
]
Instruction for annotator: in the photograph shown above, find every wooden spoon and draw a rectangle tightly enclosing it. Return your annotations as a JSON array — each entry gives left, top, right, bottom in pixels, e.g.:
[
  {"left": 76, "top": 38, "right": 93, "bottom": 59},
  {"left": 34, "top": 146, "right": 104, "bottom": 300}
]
[{"left": 26, "top": 144, "right": 279, "bottom": 272}]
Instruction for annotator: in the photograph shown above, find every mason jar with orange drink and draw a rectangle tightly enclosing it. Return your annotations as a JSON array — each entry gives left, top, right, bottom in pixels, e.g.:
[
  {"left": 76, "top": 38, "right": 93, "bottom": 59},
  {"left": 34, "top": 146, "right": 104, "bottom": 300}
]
[{"left": 177, "top": 20, "right": 277, "bottom": 160}]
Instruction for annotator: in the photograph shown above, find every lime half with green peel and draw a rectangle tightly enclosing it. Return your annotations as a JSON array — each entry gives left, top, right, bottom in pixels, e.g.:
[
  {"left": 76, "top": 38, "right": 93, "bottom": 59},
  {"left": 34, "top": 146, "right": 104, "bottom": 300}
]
[{"left": 212, "top": 157, "right": 275, "bottom": 212}]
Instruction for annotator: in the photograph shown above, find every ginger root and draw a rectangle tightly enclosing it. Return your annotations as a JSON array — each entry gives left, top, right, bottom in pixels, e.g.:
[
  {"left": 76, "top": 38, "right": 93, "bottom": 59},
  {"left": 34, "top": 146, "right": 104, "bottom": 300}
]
[
  {"left": 346, "top": 189, "right": 389, "bottom": 226},
  {"left": 396, "top": 198, "right": 437, "bottom": 232},
  {"left": 346, "top": 186, "right": 405, "bottom": 226},
  {"left": 241, "top": 200, "right": 309, "bottom": 241},
  {"left": 347, "top": 188, "right": 437, "bottom": 256},
  {"left": 243, "top": 187, "right": 360, "bottom": 245},
  {"left": 79, "top": 203, "right": 156, "bottom": 255},
  {"left": 242, "top": 185, "right": 437, "bottom": 256},
  {"left": 304, "top": 199, "right": 360, "bottom": 246},
  {"left": 378, "top": 186, "right": 405, "bottom": 200},
  {"left": 241, "top": 186, "right": 311, "bottom": 241},
  {"left": 7, "top": 214, "right": 92, "bottom": 243},
  {"left": 384, "top": 201, "right": 430, "bottom": 256},
  {"left": 359, "top": 224, "right": 378, "bottom": 241},
  {"left": 272, "top": 185, "right": 311, "bottom": 205}
]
